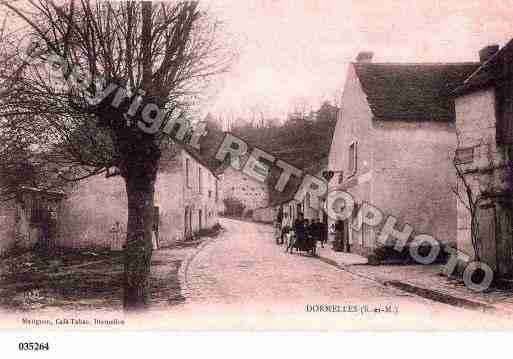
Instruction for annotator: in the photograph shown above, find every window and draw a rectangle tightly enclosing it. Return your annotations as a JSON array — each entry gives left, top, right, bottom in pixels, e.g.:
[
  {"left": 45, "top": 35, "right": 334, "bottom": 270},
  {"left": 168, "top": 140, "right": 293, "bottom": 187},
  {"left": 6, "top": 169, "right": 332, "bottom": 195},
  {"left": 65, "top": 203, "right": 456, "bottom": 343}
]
[
  {"left": 348, "top": 141, "right": 357, "bottom": 176},
  {"left": 455, "top": 147, "right": 474, "bottom": 165},
  {"left": 198, "top": 167, "right": 202, "bottom": 193},
  {"left": 185, "top": 158, "right": 191, "bottom": 188},
  {"left": 215, "top": 180, "right": 219, "bottom": 202}
]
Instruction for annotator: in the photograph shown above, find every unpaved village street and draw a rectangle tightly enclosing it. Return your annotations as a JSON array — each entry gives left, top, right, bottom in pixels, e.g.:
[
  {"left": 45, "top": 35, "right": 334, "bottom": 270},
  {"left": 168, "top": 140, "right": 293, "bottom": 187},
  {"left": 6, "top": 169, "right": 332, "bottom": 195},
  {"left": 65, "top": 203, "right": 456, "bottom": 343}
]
[{"left": 171, "top": 218, "right": 513, "bottom": 330}]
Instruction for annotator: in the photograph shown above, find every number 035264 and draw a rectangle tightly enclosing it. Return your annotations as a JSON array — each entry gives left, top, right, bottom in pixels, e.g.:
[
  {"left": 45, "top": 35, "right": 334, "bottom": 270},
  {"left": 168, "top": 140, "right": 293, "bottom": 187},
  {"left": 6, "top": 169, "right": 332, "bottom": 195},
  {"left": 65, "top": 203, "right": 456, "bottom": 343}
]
[{"left": 19, "top": 342, "right": 50, "bottom": 351}]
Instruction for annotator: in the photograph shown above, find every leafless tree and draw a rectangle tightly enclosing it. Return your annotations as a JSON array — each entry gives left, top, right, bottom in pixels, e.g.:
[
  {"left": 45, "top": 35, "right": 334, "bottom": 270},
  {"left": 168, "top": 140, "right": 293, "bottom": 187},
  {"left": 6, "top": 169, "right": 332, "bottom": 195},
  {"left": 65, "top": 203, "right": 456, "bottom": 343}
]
[
  {"left": 0, "top": 0, "right": 231, "bottom": 310},
  {"left": 452, "top": 157, "right": 481, "bottom": 261},
  {"left": 451, "top": 136, "right": 494, "bottom": 262}
]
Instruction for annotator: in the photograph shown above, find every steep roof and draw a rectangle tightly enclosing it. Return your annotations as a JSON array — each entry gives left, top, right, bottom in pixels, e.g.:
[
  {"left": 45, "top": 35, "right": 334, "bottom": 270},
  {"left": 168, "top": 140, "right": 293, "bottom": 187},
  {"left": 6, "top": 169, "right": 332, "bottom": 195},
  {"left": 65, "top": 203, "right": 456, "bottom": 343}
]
[
  {"left": 353, "top": 62, "right": 480, "bottom": 121},
  {"left": 453, "top": 39, "right": 513, "bottom": 96}
]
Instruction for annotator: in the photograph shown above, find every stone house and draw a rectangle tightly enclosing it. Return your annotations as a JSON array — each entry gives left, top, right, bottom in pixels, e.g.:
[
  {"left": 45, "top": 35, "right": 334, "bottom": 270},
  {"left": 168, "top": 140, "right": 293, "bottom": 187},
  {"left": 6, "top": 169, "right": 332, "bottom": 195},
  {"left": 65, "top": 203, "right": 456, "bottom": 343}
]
[
  {"left": 174, "top": 146, "right": 221, "bottom": 240},
  {"left": 452, "top": 41, "right": 513, "bottom": 279},
  {"left": 56, "top": 145, "right": 220, "bottom": 250},
  {"left": 219, "top": 164, "right": 269, "bottom": 216},
  {"left": 327, "top": 51, "right": 479, "bottom": 259}
]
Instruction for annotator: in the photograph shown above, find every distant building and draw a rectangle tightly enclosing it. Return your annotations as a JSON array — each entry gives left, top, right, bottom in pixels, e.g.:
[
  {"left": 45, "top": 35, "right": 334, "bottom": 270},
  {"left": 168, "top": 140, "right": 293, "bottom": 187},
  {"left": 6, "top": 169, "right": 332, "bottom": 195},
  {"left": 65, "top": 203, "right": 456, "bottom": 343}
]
[
  {"left": 452, "top": 40, "right": 513, "bottom": 279},
  {"left": 327, "top": 51, "right": 479, "bottom": 259},
  {"left": 219, "top": 163, "right": 269, "bottom": 216}
]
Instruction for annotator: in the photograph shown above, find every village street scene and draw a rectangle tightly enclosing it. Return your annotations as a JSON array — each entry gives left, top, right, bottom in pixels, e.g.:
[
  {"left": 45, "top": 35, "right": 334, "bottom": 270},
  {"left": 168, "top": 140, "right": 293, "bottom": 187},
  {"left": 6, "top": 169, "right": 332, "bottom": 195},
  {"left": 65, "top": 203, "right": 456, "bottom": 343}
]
[{"left": 1, "top": 1, "right": 513, "bottom": 330}]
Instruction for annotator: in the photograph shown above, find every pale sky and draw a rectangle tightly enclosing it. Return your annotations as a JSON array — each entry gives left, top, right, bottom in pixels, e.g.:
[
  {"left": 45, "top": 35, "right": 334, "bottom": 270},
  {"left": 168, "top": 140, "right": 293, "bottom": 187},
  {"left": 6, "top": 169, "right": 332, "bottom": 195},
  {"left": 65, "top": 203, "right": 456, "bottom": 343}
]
[
  {"left": 206, "top": 0, "right": 513, "bottom": 121},
  {"left": 4, "top": 1, "right": 513, "bottom": 123}
]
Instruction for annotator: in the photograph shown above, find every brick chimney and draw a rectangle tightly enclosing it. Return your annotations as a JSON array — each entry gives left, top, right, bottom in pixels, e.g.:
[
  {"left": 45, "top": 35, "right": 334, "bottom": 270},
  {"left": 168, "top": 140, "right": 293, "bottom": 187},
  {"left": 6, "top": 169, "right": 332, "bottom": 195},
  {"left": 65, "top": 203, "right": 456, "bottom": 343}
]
[
  {"left": 356, "top": 51, "right": 374, "bottom": 62},
  {"left": 479, "top": 44, "right": 499, "bottom": 62}
]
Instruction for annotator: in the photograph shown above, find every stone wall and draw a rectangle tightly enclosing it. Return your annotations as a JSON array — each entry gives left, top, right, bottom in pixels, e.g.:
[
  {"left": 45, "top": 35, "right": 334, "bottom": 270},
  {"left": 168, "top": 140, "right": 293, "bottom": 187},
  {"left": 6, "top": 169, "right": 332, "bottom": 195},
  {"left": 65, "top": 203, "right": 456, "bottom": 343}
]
[
  {"left": 182, "top": 150, "right": 219, "bottom": 235},
  {"left": 454, "top": 88, "right": 501, "bottom": 266},
  {"left": 155, "top": 158, "right": 184, "bottom": 246},
  {"left": 372, "top": 120, "right": 457, "bottom": 250},
  {"left": 58, "top": 175, "right": 127, "bottom": 249}
]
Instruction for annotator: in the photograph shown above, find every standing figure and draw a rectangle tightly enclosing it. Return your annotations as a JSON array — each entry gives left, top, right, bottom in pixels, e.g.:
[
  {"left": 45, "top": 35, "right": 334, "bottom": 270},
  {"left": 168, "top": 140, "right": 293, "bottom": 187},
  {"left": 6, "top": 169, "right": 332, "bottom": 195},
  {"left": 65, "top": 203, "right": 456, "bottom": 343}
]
[
  {"left": 320, "top": 219, "right": 328, "bottom": 248},
  {"left": 280, "top": 213, "right": 290, "bottom": 245},
  {"left": 275, "top": 208, "right": 283, "bottom": 244},
  {"left": 312, "top": 218, "right": 321, "bottom": 247},
  {"left": 293, "top": 213, "right": 306, "bottom": 252}
]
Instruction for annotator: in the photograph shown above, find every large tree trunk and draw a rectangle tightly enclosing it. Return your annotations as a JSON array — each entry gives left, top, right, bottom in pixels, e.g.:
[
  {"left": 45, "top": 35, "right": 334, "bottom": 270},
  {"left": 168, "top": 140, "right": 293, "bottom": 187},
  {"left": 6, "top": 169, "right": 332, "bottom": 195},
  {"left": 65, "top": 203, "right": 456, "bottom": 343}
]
[
  {"left": 124, "top": 174, "right": 155, "bottom": 309},
  {"left": 122, "top": 145, "right": 160, "bottom": 310}
]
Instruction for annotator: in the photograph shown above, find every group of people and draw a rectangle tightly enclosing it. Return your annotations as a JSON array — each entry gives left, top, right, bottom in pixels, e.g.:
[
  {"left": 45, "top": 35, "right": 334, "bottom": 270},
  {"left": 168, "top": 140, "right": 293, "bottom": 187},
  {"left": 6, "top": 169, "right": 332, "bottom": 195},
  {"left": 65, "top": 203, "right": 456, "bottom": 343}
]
[{"left": 275, "top": 211, "right": 327, "bottom": 255}]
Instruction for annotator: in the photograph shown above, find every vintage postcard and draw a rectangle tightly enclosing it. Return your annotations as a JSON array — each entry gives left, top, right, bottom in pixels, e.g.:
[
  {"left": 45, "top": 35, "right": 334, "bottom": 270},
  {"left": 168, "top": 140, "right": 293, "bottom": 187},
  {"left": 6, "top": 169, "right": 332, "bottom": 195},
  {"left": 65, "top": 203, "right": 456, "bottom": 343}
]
[{"left": 1, "top": 0, "right": 513, "bottom": 339}]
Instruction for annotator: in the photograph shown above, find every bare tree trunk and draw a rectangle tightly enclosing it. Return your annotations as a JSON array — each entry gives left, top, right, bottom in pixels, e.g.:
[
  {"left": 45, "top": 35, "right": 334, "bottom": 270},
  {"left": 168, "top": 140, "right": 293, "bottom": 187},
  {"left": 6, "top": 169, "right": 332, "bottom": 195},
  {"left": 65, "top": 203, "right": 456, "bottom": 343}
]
[
  {"left": 124, "top": 176, "right": 154, "bottom": 309},
  {"left": 123, "top": 147, "right": 159, "bottom": 310}
]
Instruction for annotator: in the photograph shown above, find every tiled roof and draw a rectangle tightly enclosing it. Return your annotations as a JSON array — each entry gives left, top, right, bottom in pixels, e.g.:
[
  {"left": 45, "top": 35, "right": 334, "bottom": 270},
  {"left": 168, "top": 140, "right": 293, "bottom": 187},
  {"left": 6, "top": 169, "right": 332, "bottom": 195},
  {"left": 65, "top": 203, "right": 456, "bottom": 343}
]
[
  {"left": 453, "top": 39, "right": 513, "bottom": 96},
  {"left": 354, "top": 62, "right": 480, "bottom": 121}
]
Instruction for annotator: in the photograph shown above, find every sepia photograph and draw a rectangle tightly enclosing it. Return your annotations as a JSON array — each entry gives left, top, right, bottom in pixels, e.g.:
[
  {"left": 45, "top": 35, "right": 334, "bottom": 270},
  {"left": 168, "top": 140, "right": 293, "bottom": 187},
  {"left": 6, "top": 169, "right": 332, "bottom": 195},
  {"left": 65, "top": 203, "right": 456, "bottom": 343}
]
[{"left": 1, "top": 1, "right": 513, "bottom": 354}]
